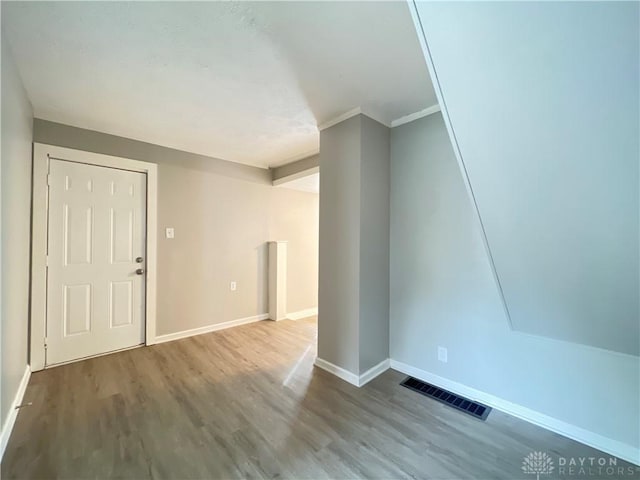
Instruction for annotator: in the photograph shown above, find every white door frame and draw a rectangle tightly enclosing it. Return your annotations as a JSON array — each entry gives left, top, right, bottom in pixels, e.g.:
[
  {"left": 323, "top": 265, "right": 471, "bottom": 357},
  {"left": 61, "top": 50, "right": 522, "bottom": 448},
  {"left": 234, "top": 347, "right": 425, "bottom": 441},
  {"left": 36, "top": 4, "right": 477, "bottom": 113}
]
[{"left": 30, "top": 143, "right": 158, "bottom": 371}]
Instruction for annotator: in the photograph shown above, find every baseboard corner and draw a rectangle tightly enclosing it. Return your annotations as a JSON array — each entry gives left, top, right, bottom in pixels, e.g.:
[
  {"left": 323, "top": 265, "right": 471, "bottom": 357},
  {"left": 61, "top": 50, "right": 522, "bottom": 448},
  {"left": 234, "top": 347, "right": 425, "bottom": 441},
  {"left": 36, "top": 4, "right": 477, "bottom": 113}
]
[
  {"left": 314, "top": 357, "right": 359, "bottom": 386},
  {"left": 358, "top": 358, "right": 390, "bottom": 387},
  {"left": 314, "top": 357, "right": 390, "bottom": 388}
]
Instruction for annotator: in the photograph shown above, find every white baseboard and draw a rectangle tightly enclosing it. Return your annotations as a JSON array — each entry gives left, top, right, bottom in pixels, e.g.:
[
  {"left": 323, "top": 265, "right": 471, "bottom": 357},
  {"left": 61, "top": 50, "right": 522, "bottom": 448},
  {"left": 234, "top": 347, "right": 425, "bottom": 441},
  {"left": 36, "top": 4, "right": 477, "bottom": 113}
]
[
  {"left": 390, "top": 359, "right": 640, "bottom": 466},
  {"left": 314, "top": 357, "right": 359, "bottom": 385},
  {"left": 359, "top": 358, "right": 391, "bottom": 387},
  {"left": 154, "top": 313, "right": 270, "bottom": 344},
  {"left": 314, "top": 357, "right": 390, "bottom": 387},
  {"left": 287, "top": 307, "right": 318, "bottom": 320},
  {"left": 1, "top": 365, "right": 31, "bottom": 460}
]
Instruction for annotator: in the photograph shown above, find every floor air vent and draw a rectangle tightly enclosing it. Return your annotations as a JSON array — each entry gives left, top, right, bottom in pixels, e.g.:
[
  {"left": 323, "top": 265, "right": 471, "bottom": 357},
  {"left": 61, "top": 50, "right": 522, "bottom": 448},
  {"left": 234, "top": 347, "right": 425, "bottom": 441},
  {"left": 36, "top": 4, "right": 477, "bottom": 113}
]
[{"left": 400, "top": 377, "right": 491, "bottom": 421}]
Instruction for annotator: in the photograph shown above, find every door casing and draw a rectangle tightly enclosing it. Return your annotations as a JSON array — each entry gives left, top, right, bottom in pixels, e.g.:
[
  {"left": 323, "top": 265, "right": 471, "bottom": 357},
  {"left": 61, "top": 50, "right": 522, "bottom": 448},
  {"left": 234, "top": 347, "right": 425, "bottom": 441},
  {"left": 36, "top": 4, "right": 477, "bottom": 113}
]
[{"left": 30, "top": 143, "right": 158, "bottom": 371}]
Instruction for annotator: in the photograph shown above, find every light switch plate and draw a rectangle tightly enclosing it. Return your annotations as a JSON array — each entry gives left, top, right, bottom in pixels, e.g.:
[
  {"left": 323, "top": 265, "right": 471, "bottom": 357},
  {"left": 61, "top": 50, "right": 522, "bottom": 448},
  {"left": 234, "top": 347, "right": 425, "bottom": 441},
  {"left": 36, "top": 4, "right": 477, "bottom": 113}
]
[
  {"left": 165, "top": 227, "right": 175, "bottom": 239},
  {"left": 230, "top": 281, "right": 237, "bottom": 291}
]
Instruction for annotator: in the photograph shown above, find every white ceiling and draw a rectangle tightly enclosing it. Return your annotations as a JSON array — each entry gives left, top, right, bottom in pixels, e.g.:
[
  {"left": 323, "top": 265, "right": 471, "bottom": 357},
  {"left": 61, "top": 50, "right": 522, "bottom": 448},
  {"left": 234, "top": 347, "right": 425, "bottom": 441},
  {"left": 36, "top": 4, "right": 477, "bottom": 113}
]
[
  {"left": 2, "top": 1, "right": 436, "bottom": 169},
  {"left": 277, "top": 172, "right": 320, "bottom": 194}
]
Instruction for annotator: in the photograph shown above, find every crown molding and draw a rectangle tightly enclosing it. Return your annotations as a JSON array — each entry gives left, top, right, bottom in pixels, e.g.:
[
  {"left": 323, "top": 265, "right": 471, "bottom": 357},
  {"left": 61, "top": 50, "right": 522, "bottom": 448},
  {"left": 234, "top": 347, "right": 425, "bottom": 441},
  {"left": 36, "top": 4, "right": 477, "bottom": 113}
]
[
  {"left": 318, "top": 104, "right": 443, "bottom": 132},
  {"left": 318, "top": 107, "right": 391, "bottom": 131},
  {"left": 318, "top": 107, "right": 363, "bottom": 131},
  {"left": 391, "top": 104, "right": 441, "bottom": 128}
]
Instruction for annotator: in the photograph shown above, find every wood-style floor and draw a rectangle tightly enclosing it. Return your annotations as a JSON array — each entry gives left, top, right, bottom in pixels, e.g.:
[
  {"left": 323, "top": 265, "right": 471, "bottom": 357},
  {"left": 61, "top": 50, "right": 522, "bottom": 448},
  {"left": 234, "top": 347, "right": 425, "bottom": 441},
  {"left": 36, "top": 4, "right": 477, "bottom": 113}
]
[{"left": 2, "top": 317, "right": 638, "bottom": 479}]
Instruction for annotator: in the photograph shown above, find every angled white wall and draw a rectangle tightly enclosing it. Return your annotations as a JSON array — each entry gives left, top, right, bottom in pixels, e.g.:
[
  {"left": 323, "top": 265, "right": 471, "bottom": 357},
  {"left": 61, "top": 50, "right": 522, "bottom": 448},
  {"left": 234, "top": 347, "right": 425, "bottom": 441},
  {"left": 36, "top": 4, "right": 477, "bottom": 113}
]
[
  {"left": 390, "top": 112, "right": 639, "bottom": 464},
  {"left": 412, "top": 1, "right": 639, "bottom": 355}
]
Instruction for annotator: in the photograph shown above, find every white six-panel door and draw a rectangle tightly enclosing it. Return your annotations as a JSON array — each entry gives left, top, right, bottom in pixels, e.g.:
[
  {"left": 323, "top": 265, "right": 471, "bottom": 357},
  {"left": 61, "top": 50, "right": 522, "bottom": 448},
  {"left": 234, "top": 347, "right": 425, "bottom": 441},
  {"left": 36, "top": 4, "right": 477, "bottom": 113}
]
[{"left": 46, "top": 159, "right": 146, "bottom": 365}]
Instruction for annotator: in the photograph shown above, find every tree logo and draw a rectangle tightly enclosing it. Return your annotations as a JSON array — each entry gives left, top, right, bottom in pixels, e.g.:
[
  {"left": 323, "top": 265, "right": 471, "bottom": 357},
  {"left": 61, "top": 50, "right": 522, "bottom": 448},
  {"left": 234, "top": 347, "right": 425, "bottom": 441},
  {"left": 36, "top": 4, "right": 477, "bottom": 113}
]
[{"left": 522, "top": 451, "right": 554, "bottom": 480}]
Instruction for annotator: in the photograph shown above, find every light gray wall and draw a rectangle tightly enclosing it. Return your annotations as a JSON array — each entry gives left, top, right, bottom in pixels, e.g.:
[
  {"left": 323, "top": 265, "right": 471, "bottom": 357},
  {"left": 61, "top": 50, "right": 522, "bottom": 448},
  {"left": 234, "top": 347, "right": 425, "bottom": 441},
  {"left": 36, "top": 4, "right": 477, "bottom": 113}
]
[
  {"left": 359, "top": 115, "right": 390, "bottom": 372},
  {"left": 271, "top": 155, "right": 318, "bottom": 183},
  {"left": 318, "top": 114, "right": 390, "bottom": 375},
  {"left": 318, "top": 115, "right": 361, "bottom": 373},
  {"left": 414, "top": 1, "right": 639, "bottom": 355},
  {"left": 1, "top": 36, "right": 33, "bottom": 425},
  {"left": 34, "top": 119, "right": 271, "bottom": 185},
  {"left": 269, "top": 192, "right": 319, "bottom": 314},
  {"left": 390, "top": 113, "right": 640, "bottom": 453},
  {"left": 33, "top": 120, "right": 319, "bottom": 336}
]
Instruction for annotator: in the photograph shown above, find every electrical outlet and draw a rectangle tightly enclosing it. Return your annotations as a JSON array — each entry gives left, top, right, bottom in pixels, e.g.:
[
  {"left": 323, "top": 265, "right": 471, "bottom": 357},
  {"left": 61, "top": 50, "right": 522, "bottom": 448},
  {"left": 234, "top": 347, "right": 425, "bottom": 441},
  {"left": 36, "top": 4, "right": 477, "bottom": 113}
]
[
  {"left": 438, "top": 346, "right": 448, "bottom": 363},
  {"left": 230, "top": 281, "right": 237, "bottom": 291},
  {"left": 165, "top": 227, "right": 175, "bottom": 239}
]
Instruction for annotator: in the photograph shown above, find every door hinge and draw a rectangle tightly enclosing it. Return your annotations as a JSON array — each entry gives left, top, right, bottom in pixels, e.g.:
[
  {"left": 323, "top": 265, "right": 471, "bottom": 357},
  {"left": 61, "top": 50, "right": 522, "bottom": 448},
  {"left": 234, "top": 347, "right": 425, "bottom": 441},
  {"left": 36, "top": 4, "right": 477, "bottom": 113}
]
[
  {"left": 44, "top": 338, "right": 48, "bottom": 349},
  {"left": 45, "top": 255, "right": 49, "bottom": 267},
  {"left": 47, "top": 174, "right": 51, "bottom": 186}
]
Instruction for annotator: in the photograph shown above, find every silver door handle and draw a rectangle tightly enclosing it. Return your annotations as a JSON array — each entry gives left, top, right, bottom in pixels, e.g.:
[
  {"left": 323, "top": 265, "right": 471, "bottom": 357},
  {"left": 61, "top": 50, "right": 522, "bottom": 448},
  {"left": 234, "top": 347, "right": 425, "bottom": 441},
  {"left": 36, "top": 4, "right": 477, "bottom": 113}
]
[
  {"left": 136, "top": 268, "right": 145, "bottom": 275},
  {"left": 136, "top": 257, "right": 144, "bottom": 263}
]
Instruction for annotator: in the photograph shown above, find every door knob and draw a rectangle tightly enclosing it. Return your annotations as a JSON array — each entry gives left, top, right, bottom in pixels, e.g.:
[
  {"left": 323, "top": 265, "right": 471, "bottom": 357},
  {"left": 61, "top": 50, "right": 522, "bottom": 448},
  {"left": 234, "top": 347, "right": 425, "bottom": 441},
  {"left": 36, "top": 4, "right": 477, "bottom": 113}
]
[
  {"left": 136, "top": 268, "right": 145, "bottom": 275},
  {"left": 136, "top": 257, "right": 144, "bottom": 263}
]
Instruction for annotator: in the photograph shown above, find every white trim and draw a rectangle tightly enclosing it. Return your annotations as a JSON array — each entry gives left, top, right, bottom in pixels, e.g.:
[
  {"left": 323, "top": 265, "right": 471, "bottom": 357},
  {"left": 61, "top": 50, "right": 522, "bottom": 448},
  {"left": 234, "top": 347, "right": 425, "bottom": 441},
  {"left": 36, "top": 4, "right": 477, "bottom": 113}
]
[
  {"left": 286, "top": 307, "right": 318, "bottom": 320},
  {"left": 390, "top": 359, "right": 640, "bottom": 466},
  {"left": 318, "top": 107, "right": 394, "bottom": 131},
  {"left": 273, "top": 166, "right": 319, "bottom": 187},
  {"left": 391, "top": 104, "right": 441, "bottom": 128},
  {"left": 154, "top": 314, "right": 270, "bottom": 344},
  {"left": 358, "top": 358, "right": 390, "bottom": 387},
  {"left": 30, "top": 143, "right": 159, "bottom": 371},
  {"left": 314, "top": 357, "right": 360, "bottom": 386},
  {"left": 318, "top": 107, "right": 363, "bottom": 131},
  {"left": 0, "top": 365, "right": 31, "bottom": 460},
  {"left": 314, "top": 357, "right": 390, "bottom": 387}
]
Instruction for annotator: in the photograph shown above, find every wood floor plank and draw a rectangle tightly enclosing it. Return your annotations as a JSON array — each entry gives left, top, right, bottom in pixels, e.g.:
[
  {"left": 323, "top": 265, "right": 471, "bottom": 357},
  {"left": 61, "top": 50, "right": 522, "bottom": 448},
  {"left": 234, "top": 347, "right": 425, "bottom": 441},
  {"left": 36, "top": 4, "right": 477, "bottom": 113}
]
[{"left": 2, "top": 317, "right": 638, "bottom": 479}]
